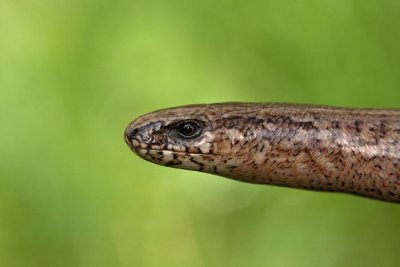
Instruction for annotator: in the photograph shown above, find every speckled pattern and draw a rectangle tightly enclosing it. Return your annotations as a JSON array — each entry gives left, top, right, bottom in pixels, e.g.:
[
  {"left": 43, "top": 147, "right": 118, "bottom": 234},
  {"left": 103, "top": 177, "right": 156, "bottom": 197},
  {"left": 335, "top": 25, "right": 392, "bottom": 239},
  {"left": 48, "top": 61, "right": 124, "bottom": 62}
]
[{"left": 125, "top": 103, "right": 400, "bottom": 203}]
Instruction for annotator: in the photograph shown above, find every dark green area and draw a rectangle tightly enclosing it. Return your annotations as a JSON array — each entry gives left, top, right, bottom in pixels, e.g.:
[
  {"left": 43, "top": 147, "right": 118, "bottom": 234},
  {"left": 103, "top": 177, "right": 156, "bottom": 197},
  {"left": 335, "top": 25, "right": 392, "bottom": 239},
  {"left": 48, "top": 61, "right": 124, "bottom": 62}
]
[{"left": 1, "top": 1, "right": 400, "bottom": 266}]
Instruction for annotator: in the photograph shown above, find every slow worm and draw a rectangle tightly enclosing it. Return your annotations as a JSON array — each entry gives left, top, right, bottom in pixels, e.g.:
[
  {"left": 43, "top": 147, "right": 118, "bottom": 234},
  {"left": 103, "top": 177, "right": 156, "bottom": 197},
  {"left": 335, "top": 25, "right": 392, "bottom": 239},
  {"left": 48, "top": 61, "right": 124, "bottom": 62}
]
[{"left": 124, "top": 103, "right": 400, "bottom": 203}]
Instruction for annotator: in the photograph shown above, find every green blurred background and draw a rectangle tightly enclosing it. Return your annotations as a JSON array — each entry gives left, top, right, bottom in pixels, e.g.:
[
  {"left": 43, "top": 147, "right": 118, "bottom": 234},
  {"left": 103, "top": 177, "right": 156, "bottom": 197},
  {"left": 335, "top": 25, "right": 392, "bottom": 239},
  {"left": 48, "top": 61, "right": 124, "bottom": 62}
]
[{"left": 1, "top": 0, "right": 400, "bottom": 266}]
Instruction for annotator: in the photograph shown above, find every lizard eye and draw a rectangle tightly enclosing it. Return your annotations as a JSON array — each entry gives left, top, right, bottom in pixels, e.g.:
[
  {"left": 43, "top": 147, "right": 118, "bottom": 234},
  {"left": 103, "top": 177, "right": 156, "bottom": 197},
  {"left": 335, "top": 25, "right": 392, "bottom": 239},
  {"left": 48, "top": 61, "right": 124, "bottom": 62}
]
[{"left": 175, "top": 120, "right": 203, "bottom": 139}]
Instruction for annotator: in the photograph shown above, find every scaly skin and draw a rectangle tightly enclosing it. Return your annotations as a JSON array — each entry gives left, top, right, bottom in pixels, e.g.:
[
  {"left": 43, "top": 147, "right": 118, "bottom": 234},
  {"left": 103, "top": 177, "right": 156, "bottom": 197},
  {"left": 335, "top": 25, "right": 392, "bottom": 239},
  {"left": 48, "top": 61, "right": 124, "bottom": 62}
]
[{"left": 124, "top": 103, "right": 400, "bottom": 203}]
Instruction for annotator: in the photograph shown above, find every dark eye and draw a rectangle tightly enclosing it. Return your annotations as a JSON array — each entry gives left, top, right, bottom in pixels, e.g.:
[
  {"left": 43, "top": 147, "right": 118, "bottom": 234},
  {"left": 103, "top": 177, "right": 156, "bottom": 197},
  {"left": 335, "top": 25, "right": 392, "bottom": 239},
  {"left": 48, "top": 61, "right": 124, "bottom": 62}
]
[{"left": 175, "top": 121, "right": 203, "bottom": 139}]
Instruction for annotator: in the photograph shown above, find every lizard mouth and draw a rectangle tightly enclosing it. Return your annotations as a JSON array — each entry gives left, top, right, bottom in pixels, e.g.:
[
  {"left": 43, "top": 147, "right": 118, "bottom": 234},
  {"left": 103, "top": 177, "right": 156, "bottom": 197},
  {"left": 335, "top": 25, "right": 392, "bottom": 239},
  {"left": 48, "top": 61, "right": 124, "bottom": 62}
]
[
  {"left": 128, "top": 140, "right": 220, "bottom": 163},
  {"left": 131, "top": 146, "right": 210, "bottom": 168},
  {"left": 135, "top": 148, "right": 210, "bottom": 157},
  {"left": 131, "top": 144, "right": 212, "bottom": 157},
  {"left": 127, "top": 137, "right": 216, "bottom": 155}
]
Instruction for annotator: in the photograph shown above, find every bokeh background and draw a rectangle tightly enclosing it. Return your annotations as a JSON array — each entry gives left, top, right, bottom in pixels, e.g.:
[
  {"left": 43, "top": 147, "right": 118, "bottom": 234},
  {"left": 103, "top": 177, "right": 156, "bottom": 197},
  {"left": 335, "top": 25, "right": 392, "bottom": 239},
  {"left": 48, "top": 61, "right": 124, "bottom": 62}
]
[{"left": 1, "top": 0, "right": 400, "bottom": 266}]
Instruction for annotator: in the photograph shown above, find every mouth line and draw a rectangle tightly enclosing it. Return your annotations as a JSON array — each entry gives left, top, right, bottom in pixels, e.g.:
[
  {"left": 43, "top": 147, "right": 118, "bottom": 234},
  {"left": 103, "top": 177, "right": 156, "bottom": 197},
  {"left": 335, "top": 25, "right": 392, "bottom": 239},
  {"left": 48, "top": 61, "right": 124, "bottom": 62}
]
[{"left": 133, "top": 147, "right": 219, "bottom": 156}]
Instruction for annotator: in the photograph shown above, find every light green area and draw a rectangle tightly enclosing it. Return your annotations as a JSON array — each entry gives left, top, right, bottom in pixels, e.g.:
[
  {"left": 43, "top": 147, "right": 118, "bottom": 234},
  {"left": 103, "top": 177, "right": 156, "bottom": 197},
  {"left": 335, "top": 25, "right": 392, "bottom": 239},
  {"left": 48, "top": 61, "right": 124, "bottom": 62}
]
[{"left": 1, "top": 1, "right": 400, "bottom": 266}]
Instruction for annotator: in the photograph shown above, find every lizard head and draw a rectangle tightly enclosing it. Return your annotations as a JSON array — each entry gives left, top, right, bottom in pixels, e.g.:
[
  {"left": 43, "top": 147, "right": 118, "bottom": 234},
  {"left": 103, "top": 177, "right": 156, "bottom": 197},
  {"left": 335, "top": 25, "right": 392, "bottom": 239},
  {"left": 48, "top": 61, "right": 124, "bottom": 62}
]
[{"left": 124, "top": 104, "right": 218, "bottom": 171}]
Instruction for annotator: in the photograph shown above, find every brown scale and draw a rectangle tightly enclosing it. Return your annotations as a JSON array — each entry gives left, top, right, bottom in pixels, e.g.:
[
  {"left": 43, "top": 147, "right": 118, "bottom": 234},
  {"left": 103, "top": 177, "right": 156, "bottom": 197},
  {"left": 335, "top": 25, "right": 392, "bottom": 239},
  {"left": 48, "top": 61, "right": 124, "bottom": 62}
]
[{"left": 125, "top": 103, "right": 400, "bottom": 203}]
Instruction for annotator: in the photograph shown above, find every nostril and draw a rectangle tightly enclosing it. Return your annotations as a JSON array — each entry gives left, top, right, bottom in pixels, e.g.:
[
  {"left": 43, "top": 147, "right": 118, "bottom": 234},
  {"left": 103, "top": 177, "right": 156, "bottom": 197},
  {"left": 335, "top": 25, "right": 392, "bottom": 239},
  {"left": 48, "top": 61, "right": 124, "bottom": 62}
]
[
  {"left": 124, "top": 127, "right": 139, "bottom": 147},
  {"left": 129, "top": 128, "right": 139, "bottom": 139}
]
